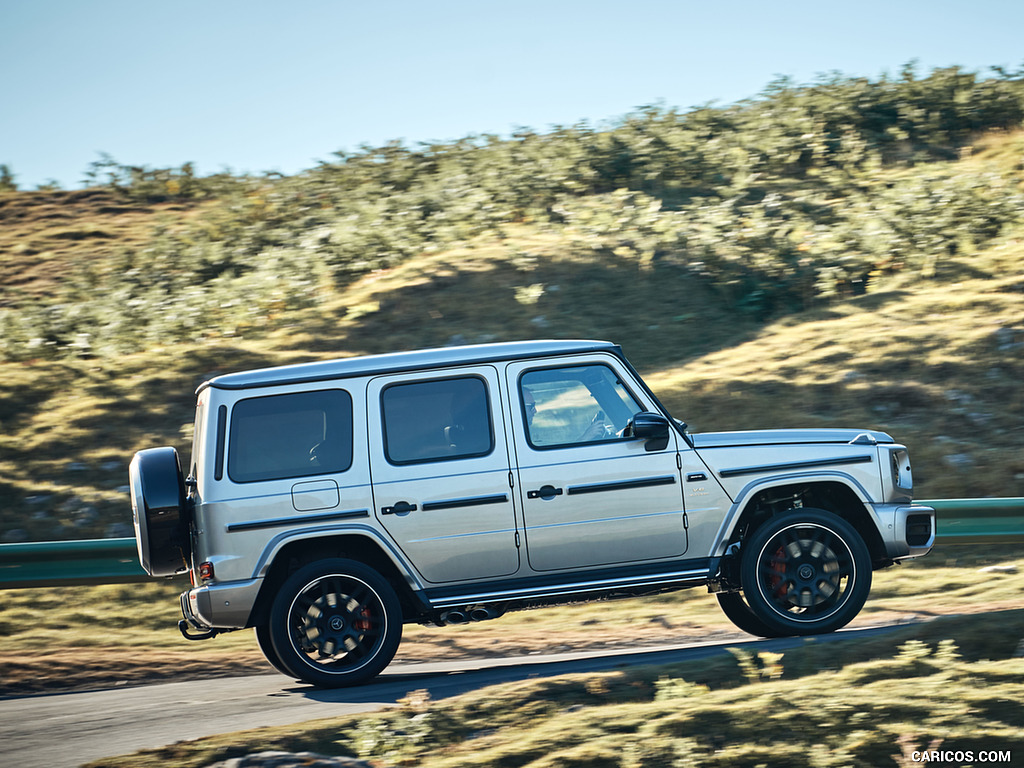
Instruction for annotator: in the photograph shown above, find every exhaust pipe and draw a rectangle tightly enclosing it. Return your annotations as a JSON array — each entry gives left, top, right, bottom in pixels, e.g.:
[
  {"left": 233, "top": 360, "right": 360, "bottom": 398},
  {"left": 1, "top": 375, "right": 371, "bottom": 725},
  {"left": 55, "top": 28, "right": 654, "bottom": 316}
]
[
  {"left": 438, "top": 606, "right": 505, "bottom": 625},
  {"left": 469, "top": 605, "right": 504, "bottom": 622}
]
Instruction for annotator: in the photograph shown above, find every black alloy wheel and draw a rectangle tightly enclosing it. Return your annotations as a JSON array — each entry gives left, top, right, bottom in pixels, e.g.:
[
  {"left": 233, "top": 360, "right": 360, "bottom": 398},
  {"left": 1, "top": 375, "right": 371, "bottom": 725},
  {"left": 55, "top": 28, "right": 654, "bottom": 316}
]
[
  {"left": 268, "top": 558, "right": 402, "bottom": 687},
  {"left": 739, "top": 509, "right": 871, "bottom": 636}
]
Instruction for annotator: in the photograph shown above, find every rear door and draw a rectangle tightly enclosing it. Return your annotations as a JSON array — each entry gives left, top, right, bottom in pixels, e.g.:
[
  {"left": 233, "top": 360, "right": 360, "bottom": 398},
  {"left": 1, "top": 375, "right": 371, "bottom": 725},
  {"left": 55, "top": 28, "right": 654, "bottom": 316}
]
[
  {"left": 505, "top": 356, "right": 688, "bottom": 572},
  {"left": 367, "top": 366, "right": 520, "bottom": 584}
]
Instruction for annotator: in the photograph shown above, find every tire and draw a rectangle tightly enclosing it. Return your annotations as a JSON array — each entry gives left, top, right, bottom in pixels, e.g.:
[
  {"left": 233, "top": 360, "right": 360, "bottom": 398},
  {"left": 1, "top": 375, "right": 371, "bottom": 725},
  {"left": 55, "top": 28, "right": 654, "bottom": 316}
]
[
  {"left": 129, "top": 446, "right": 190, "bottom": 577},
  {"left": 268, "top": 558, "right": 402, "bottom": 687},
  {"left": 716, "top": 591, "right": 787, "bottom": 638},
  {"left": 254, "top": 624, "right": 293, "bottom": 677},
  {"left": 739, "top": 509, "right": 871, "bottom": 636}
]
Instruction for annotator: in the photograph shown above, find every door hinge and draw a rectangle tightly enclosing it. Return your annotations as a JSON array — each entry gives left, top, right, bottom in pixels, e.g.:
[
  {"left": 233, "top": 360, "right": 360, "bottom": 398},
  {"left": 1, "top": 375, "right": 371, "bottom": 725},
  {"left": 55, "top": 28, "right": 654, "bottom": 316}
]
[
  {"left": 676, "top": 453, "right": 683, "bottom": 470},
  {"left": 508, "top": 471, "right": 515, "bottom": 489},
  {"left": 683, "top": 512, "right": 689, "bottom": 530},
  {"left": 515, "top": 530, "right": 521, "bottom": 548}
]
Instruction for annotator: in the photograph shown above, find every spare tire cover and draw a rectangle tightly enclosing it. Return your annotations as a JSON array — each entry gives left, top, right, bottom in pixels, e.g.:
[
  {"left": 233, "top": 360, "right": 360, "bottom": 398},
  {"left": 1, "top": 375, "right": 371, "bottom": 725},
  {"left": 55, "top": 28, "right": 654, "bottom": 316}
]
[{"left": 130, "top": 446, "right": 190, "bottom": 576}]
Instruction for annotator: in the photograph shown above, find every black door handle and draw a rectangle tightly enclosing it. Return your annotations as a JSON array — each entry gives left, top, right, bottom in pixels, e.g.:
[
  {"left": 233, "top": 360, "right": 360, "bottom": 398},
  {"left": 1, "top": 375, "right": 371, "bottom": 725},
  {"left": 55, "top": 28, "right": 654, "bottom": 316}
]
[
  {"left": 381, "top": 501, "right": 418, "bottom": 515},
  {"left": 527, "top": 485, "right": 563, "bottom": 500}
]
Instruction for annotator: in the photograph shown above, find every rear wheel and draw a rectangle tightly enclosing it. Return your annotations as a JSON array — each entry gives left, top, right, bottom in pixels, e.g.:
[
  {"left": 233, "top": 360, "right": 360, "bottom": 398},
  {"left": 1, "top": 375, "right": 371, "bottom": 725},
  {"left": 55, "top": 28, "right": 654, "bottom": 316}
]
[
  {"left": 268, "top": 558, "right": 402, "bottom": 687},
  {"left": 255, "top": 623, "right": 292, "bottom": 677},
  {"left": 739, "top": 509, "right": 871, "bottom": 636}
]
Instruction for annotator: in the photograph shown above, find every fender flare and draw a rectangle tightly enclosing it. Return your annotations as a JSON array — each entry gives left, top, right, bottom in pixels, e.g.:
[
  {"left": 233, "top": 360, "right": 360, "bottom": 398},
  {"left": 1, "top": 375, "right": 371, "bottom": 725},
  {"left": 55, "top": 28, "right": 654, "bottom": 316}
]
[
  {"left": 253, "top": 524, "right": 424, "bottom": 582},
  {"left": 707, "top": 470, "right": 879, "bottom": 559}
]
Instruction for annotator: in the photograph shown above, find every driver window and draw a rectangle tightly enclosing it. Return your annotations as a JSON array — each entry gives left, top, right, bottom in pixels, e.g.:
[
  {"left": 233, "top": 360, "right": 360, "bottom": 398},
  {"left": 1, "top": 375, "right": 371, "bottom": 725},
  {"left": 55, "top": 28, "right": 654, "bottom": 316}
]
[{"left": 520, "top": 364, "right": 644, "bottom": 448}]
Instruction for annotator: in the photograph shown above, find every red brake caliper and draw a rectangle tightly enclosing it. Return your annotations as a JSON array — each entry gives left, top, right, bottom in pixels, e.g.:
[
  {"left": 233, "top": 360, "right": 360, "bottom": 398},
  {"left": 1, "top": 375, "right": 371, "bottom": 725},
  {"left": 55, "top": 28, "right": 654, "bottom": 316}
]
[{"left": 354, "top": 607, "right": 372, "bottom": 633}]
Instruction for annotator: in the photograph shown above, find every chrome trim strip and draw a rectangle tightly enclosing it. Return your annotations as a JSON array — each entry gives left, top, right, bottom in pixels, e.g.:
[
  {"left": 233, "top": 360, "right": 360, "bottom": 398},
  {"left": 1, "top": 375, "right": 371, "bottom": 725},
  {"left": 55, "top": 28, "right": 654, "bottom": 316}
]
[
  {"left": 526, "top": 508, "right": 684, "bottom": 532},
  {"left": 567, "top": 475, "right": 677, "bottom": 496},
  {"left": 226, "top": 508, "right": 369, "bottom": 533},
  {"left": 409, "top": 527, "right": 517, "bottom": 544},
  {"left": 428, "top": 567, "right": 709, "bottom": 608},
  {"left": 718, "top": 454, "right": 873, "bottom": 478}
]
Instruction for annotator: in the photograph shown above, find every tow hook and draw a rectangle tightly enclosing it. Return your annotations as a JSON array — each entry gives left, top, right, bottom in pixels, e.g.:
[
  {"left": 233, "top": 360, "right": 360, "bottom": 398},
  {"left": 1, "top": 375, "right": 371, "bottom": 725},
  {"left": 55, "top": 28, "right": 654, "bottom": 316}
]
[{"left": 178, "top": 619, "right": 222, "bottom": 641}]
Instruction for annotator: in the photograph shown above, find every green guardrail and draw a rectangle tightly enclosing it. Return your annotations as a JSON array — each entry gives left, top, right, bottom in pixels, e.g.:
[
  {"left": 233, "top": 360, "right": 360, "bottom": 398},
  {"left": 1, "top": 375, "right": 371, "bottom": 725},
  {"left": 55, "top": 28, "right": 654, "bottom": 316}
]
[
  {"left": 0, "top": 498, "right": 1022, "bottom": 589},
  {"left": 926, "top": 498, "right": 1024, "bottom": 545},
  {"left": 0, "top": 538, "right": 147, "bottom": 589}
]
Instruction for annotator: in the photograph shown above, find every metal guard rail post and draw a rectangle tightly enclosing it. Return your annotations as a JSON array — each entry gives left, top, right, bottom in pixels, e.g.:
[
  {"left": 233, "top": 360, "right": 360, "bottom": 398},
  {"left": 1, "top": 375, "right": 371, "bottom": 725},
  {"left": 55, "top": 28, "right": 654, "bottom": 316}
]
[{"left": 0, "top": 498, "right": 1022, "bottom": 589}]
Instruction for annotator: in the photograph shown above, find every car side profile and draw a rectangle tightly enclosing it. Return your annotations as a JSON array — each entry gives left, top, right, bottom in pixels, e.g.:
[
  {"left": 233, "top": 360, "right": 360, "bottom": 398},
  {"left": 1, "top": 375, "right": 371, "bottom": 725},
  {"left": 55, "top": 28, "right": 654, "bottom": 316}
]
[{"left": 130, "top": 340, "right": 935, "bottom": 687}]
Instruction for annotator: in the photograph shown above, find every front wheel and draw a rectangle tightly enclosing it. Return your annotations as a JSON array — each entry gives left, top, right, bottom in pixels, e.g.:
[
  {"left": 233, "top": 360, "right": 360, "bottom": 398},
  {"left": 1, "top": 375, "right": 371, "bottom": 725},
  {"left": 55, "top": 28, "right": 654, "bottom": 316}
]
[
  {"left": 268, "top": 558, "right": 402, "bottom": 687},
  {"left": 739, "top": 509, "right": 871, "bottom": 636}
]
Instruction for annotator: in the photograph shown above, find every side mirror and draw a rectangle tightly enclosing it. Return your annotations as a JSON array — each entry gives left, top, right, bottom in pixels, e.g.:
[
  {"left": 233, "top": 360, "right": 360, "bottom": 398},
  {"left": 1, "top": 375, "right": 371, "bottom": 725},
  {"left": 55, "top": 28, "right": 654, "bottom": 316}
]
[{"left": 624, "top": 412, "right": 670, "bottom": 451}]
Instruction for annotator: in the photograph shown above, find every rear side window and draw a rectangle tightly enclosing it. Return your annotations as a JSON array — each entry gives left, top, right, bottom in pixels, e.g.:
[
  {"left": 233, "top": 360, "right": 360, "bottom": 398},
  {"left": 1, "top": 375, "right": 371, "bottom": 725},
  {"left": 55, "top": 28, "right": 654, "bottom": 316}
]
[
  {"left": 381, "top": 376, "right": 493, "bottom": 465},
  {"left": 228, "top": 390, "right": 353, "bottom": 483}
]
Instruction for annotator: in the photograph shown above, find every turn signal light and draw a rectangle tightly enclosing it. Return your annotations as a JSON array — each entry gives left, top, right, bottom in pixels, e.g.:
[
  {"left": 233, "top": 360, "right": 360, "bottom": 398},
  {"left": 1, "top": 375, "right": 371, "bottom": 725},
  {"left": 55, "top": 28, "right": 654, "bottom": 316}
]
[{"left": 199, "top": 561, "right": 215, "bottom": 581}]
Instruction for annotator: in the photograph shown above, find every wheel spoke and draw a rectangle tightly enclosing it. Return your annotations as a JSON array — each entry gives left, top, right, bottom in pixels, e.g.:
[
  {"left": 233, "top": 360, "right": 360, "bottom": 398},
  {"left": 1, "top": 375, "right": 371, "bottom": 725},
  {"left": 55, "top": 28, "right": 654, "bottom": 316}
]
[
  {"left": 816, "top": 578, "right": 838, "bottom": 600},
  {"left": 795, "top": 587, "right": 815, "bottom": 608},
  {"left": 295, "top": 593, "right": 320, "bottom": 614},
  {"left": 325, "top": 578, "right": 346, "bottom": 608},
  {"left": 345, "top": 585, "right": 370, "bottom": 613},
  {"left": 808, "top": 538, "right": 829, "bottom": 561},
  {"left": 783, "top": 534, "right": 803, "bottom": 560}
]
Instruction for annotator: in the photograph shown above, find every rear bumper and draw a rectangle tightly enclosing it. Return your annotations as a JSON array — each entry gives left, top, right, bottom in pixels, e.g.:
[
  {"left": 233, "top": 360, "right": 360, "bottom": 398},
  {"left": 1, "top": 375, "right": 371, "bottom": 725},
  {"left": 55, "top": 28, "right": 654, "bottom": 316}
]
[
  {"left": 180, "top": 578, "right": 263, "bottom": 630},
  {"left": 872, "top": 503, "right": 936, "bottom": 560}
]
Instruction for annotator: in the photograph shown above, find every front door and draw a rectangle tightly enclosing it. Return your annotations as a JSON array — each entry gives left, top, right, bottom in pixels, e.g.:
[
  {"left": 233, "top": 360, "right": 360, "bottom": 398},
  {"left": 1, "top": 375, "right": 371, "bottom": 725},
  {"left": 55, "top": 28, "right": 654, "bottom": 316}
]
[
  {"left": 367, "top": 366, "right": 520, "bottom": 584},
  {"left": 505, "top": 356, "right": 689, "bottom": 572}
]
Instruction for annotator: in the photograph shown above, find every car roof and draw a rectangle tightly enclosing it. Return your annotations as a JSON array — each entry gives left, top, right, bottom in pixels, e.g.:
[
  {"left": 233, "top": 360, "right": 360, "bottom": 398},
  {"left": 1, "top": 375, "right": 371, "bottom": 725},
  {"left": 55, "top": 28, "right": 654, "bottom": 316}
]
[{"left": 200, "top": 339, "right": 620, "bottom": 392}]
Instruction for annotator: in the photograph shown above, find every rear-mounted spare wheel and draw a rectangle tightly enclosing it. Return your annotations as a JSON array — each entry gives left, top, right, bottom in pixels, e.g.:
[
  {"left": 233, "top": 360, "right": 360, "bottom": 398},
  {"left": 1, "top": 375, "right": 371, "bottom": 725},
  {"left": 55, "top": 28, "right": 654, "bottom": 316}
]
[{"left": 130, "top": 446, "right": 190, "bottom": 577}]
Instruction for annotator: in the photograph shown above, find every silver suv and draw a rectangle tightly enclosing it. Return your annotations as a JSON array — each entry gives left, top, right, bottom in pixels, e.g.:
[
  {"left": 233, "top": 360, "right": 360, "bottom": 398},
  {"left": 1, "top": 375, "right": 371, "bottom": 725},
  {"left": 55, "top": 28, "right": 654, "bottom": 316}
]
[{"left": 130, "top": 340, "right": 934, "bottom": 687}]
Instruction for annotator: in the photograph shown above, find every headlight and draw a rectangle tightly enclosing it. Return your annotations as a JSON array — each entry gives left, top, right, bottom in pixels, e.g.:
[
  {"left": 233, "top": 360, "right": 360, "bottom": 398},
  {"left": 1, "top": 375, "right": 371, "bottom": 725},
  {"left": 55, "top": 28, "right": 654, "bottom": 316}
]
[{"left": 890, "top": 448, "right": 913, "bottom": 493}]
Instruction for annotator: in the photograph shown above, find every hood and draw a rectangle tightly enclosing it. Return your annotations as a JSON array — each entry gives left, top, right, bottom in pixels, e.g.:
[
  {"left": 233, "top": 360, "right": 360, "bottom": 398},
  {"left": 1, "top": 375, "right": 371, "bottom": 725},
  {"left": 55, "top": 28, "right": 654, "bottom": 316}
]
[{"left": 690, "top": 428, "right": 894, "bottom": 449}]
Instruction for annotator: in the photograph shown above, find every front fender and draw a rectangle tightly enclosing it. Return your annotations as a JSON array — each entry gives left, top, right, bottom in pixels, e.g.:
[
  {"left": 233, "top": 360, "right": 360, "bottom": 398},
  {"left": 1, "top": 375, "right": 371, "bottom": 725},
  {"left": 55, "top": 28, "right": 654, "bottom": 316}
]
[{"left": 707, "top": 471, "right": 879, "bottom": 558}]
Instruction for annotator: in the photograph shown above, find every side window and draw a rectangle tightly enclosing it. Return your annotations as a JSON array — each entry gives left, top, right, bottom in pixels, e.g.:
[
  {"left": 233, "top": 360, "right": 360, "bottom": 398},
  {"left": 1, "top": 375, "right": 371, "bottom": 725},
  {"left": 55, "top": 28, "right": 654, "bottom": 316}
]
[
  {"left": 228, "top": 390, "right": 353, "bottom": 483},
  {"left": 382, "top": 376, "right": 493, "bottom": 464},
  {"left": 520, "top": 364, "right": 644, "bottom": 448}
]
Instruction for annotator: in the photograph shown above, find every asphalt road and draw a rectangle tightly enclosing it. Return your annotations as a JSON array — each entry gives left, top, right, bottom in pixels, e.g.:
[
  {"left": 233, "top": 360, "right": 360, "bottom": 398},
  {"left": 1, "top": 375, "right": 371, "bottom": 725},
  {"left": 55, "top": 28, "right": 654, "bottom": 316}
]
[{"left": 0, "top": 625, "right": 906, "bottom": 768}]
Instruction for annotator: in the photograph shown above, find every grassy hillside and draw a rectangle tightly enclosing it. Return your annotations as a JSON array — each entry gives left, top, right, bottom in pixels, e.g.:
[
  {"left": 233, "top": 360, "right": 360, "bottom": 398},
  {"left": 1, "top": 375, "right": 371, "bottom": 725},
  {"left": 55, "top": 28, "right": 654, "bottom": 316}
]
[{"left": 1, "top": 66, "right": 1023, "bottom": 542}]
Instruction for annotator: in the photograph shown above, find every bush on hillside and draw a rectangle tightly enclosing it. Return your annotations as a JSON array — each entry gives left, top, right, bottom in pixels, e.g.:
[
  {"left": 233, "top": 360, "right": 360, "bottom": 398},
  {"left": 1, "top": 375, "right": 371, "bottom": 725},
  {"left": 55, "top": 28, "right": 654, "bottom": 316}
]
[{"left": 2, "top": 65, "right": 1022, "bottom": 361}]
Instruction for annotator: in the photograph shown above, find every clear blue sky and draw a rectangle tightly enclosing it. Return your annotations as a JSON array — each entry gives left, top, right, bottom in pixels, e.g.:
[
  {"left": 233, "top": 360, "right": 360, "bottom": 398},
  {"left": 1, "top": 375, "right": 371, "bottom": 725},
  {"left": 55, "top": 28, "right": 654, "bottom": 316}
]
[{"left": 3, "top": 0, "right": 1023, "bottom": 189}]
